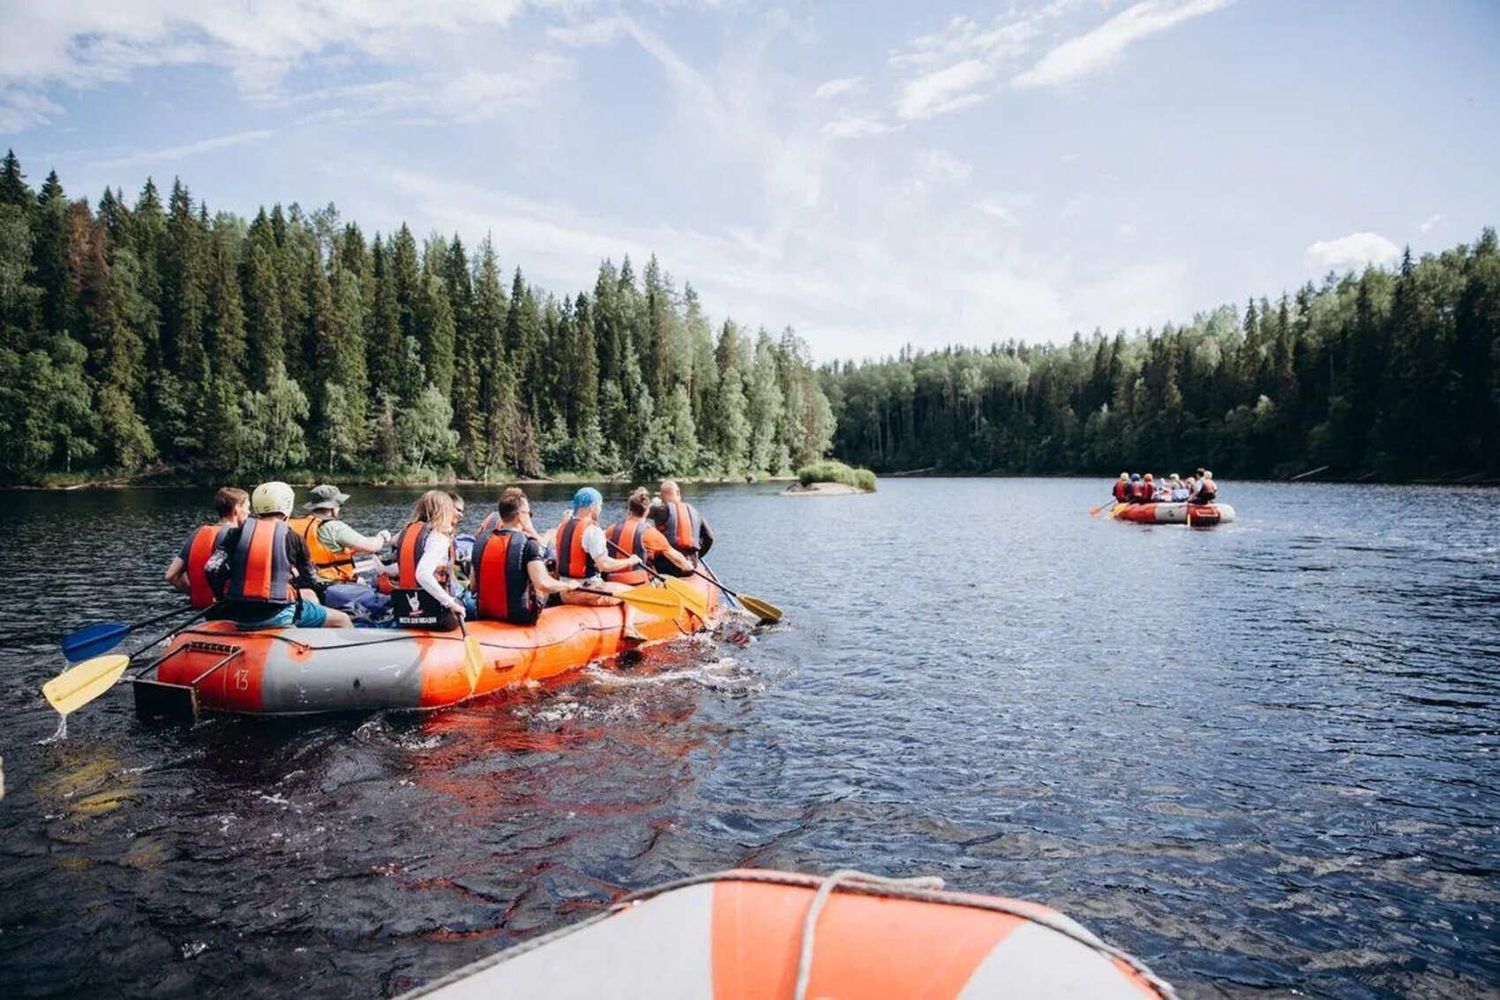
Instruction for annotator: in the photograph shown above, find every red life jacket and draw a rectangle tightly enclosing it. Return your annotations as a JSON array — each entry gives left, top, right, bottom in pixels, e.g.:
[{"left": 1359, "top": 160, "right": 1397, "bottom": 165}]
[
  {"left": 1194, "top": 478, "right": 1218, "bottom": 503},
  {"left": 393, "top": 521, "right": 455, "bottom": 629},
  {"left": 1112, "top": 480, "right": 1129, "bottom": 502},
  {"left": 660, "top": 501, "right": 702, "bottom": 554},
  {"left": 1130, "top": 481, "right": 1148, "bottom": 502},
  {"left": 472, "top": 527, "right": 541, "bottom": 625},
  {"left": 184, "top": 523, "right": 230, "bottom": 609},
  {"left": 603, "top": 517, "right": 649, "bottom": 586},
  {"left": 225, "top": 518, "right": 297, "bottom": 605},
  {"left": 554, "top": 518, "right": 597, "bottom": 580}
]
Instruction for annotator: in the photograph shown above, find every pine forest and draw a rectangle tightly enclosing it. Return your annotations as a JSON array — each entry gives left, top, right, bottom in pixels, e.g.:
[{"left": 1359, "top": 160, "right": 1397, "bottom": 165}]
[{"left": 1, "top": 150, "right": 1495, "bottom": 487}]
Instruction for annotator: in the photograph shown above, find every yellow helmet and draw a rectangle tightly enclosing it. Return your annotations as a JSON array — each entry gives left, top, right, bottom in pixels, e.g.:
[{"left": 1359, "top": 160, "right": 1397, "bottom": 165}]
[{"left": 250, "top": 481, "right": 295, "bottom": 517}]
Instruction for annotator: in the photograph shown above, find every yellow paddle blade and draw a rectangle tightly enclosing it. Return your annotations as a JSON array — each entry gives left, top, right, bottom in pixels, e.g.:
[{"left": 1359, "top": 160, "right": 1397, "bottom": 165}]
[
  {"left": 42, "top": 654, "right": 130, "bottom": 716},
  {"left": 661, "top": 578, "right": 710, "bottom": 619},
  {"left": 462, "top": 635, "right": 484, "bottom": 692},
  {"left": 619, "top": 585, "right": 686, "bottom": 614},
  {"left": 735, "top": 593, "right": 782, "bottom": 624}
]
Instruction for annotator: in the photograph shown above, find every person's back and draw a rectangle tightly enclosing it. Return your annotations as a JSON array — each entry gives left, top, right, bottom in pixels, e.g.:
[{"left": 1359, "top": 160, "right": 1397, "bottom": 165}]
[
  {"left": 388, "top": 490, "right": 465, "bottom": 631},
  {"left": 604, "top": 514, "right": 652, "bottom": 586},
  {"left": 1193, "top": 473, "right": 1218, "bottom": 504},
  {"left": 469, "top": 487, "right": 579, "bottom": 625},
  {"left": 165, "top": 486, "right": 249, "bottom": 610},
  {"left": 210, "top": 483, "right": 353, "bottom": 630},
  {"left": 1112, "top": 474, "right": 1130, "bottom": 503},
  {"left": 658, "top": 480, "right": 713, "bottom": 559}
]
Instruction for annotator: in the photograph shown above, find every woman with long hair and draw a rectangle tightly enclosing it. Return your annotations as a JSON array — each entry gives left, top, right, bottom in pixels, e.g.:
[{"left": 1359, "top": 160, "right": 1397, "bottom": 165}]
[{"left": 385, "top": 490, "right": 465, "bottom": 630}]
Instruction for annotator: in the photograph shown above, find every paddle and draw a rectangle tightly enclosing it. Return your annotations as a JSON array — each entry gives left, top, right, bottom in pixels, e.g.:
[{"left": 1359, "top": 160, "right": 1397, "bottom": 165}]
[
  {"left": 457, "top": 617, "right": 483, "bottom": 694},
  {"left": 695, "top": 559, "right": 781, "bottom": 624},
  {"left": 578, "top": 585, "right": 683, "bottom": 614},
  {"left": 604, "top": 539, "right": 711, "bottom": 620},
  {"left": 43, "top": 604, "right": 213, "bottom": 717},
  {"left": 60, "top": 604, "right": 197, "bottom": 663},
  {"left": 43, "top": 654, "right": 130, "bottom": 717}
]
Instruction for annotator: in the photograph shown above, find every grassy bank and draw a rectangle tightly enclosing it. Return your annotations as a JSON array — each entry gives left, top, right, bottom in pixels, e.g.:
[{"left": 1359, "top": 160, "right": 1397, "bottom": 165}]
[{"left": 795, "top": 460, "right": 877, "bottom": 492}]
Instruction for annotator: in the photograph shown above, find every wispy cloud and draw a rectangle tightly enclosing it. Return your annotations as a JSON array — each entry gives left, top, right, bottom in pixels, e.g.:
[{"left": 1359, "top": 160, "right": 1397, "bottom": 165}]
[
  {"left": 813, "top": 76, "right": 862, "bottom": 100},
  {"left": 91, "top": 128, "right": 275, "bottom": 170},
  {"left": 1419, "top": 213, "right": 1444, "bottom": 234},
  {"left": 1304, "top": 232, "right": 1401, "bottom": 273},
  {"left": 1014, "top": 0, "right": 1232, "bottom": 89},
  {"left": 896, "top": 59, "right": 994, "bottom": 121},
  {"left": 822, "top": 115, "right": 901, "bottom": 139}
]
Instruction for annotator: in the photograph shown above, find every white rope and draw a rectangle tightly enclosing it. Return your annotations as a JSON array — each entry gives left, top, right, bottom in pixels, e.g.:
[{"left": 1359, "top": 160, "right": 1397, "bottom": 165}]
[{"left": 793, "top": 869, "right": 946, "bottom": 1000}]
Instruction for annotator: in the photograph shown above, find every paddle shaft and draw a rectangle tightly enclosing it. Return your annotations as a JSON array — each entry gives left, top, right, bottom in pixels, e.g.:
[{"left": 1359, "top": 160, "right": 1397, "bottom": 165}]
[{"left": 128, "top": 607, "right": 213, "bottom": 677}]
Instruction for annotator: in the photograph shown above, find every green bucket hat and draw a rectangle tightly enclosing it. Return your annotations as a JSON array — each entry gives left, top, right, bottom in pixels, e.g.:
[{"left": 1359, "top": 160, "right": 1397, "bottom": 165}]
[{"left": 303, "top": 483, "right": 351, "bottom": 511}]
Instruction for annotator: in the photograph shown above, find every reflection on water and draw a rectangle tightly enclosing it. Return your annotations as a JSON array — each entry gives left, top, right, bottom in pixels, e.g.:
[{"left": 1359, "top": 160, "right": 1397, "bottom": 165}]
[{"left": 1, "top": 480, "right": 1498, "bottom": 998}]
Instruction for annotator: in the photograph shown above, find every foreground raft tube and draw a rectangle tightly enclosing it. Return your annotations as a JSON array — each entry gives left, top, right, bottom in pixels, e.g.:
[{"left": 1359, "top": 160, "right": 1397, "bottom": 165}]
[
  {"left": 1111, "top": 501, "right": 1236, "bottom": 525},
  {"left": 403, "top": 869, "right": 1175, "bottom": 1000},
  {"left": 138, "top": 576, "right": 717, "bottom": 717}
]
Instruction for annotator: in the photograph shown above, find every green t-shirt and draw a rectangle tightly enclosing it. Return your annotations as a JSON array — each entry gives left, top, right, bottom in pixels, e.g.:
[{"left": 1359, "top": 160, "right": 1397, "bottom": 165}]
[{"left": 316, "top": 519, "right": 367, "bottom": 554}]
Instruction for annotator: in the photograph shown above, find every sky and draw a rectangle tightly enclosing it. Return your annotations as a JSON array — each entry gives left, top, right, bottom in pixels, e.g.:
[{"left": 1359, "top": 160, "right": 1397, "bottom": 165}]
[{"left": 2, "top": 0, "right": 1497, "bottom": 361}]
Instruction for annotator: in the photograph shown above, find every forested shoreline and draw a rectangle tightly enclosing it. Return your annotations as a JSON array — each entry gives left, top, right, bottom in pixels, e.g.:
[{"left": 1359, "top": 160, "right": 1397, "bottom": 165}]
[
  {"left": 3, "top": 151, "right": 1496, "bottom": 490},
  {"left": 824, "top": 229, "right": 1500, "bottom": 482},
  {"left": 0, "top": 152, "right": 834, "bottom": 487}
]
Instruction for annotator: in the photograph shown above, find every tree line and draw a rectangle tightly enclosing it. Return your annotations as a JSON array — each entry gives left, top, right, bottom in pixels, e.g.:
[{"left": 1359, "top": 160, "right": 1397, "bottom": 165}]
[
  {"left": 0, "top": 152, "right": 835, "bottom": 486},
  {"left": 823, "top": 229, "right": 1500, "bottom": 481}
]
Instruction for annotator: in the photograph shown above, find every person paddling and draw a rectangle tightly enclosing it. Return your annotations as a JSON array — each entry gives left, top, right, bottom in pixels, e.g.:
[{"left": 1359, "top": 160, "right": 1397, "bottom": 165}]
[
  {"left": 656, "top": 480, "right": 714, "bottom": 563},
  {"left": 1111, "top": 473, "right": 1130, "bottom": 505},
  {"left": 606, "top": 488, "right": 695, "bottom": 583},
  {"left": 165, "top": 486, "right": 248, "bottom": 612},
  {"left": 467, "top": 487, "right": 580, "bottom": 625},
  {"left": 287, "top": 484, "right": 392, "bottom": 616},
  {"left": 205, "top": 482, "right": 353, "bottom": 630},
  {"left": 1191, "top": 469, "right": 1218, "bottom": 505},
  {"left": 384, "top": 491, "right": 466, "bottom": 631},
  {"left": 555, "top": 487, "right": 647, "bottom": 642}
]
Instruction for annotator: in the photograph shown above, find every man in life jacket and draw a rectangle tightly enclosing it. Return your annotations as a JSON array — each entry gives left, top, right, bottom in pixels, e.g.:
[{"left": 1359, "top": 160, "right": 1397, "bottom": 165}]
[
  {"left": 606, "top": 488, "right": 696, "bottom": 585},
  {"left": 205, "top": 481, "right": 353, "bottom": 629},
  {"left": 1111, "top": 473, "right": 1130, "bottom": 504},
  {"left": 165, "top": 486, "right": 249, "bottom": 611},
  {"left": 555, "top": 486, "right": 648, "bottom": 642},
  {"left": 656, "top": 480, "right": 714, "bottom": 563},
  {"left": 1127, "top": 473, "right": 1147, "bottom": 503},
  {"left": 467, "top": 487, "right": 579, "bottom": 626},
  {"left": 287, "top": 484, "right": 392, "bottom": 616},
  {"left": 1191, "top": 469, "right": 1218, "bottom": 505}
]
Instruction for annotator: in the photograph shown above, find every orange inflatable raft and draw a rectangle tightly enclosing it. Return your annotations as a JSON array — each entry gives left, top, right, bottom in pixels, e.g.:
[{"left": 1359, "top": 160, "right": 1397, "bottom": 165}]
[
  {"left": 132, "top": 576, "right": 717, "bottom": 719},
  {"left": 402, "top": 869, "right": 1175, "bottom": 999},
  {"left": 1110, "top": 501, "right": 1236, "bottom": 526}
]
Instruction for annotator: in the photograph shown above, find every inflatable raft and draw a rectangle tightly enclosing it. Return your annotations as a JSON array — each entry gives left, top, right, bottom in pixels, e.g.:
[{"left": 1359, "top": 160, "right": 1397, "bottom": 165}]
[
  {"left": 403, "top": 869, "right": 1175, "bottom": 999},
  {"left": 1111, "top": 501, "right": 1236, "bottom": 526},
  {"left": 132, "top": 576, "right": 717, "bottom": 720}
]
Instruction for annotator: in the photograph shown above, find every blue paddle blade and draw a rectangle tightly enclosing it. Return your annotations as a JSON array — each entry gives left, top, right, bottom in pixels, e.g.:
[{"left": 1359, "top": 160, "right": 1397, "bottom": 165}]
[{"left": 61, "top": 622, "right": 130, "bottom": 663}]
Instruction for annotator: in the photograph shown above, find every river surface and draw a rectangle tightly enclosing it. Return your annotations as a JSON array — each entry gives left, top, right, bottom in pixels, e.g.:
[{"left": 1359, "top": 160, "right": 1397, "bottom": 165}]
[{"left": 0, "top": 479, "right": 1497, "bottom": 998}]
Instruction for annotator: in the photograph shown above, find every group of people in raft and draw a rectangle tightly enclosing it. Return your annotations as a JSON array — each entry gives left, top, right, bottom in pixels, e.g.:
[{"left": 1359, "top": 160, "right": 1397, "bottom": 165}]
[
  {"left": 162, "top": 480, "right": 714, "bottom": 642},
  {"left": 1111, "top": 468, "right": 1219, "bottom": 505}
]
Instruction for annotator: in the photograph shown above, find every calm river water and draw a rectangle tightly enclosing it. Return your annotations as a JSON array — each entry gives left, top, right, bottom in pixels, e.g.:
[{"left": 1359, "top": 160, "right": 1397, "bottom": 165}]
[{"left": 1, "top": 479, "right": 1497, "bottom": 998}]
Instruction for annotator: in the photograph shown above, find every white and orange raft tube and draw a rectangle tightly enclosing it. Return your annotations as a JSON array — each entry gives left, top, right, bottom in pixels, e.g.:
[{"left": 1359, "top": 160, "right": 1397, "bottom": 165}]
[
  {"left": 403, "top": 869, "right": 1175, "bottom": 999},
  {"left": 132, "top": 575, "right": 718, "bottom": 720},
  {"left": 1109, "top": 501, "right": 1236, "bottom": 526}
]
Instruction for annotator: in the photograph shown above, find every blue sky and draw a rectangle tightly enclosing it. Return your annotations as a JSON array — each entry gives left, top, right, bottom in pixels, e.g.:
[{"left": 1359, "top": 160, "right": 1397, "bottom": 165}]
[{"left": 2, "top": 1, "right": 1497, "bottom": 360}]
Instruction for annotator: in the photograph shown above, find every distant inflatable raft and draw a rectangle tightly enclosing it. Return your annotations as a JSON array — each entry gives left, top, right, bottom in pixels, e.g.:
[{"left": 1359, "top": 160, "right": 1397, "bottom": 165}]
[
  {"left": 1111, "top": 501, "right": 1236, "bottom": 526},
  {"left": 133, "top": 576, "right": 717, "bottom": 719},
  {"left": 402, "top": 869, "right": 1175, "bottom": 999}
]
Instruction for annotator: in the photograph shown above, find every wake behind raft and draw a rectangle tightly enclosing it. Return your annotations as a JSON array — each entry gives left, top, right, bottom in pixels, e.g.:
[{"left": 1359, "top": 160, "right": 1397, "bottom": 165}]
[{"left": 132, "top": 575, "right": 717, "bottom": 720}]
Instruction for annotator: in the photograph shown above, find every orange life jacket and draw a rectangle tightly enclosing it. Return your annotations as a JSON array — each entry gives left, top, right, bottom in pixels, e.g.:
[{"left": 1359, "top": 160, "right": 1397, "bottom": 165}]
[
  {"left": 660, "top": 501, "right": 701, "bottom": 554},
  {"left": 225, "top": 518, "right": 297, "bottom": 605},
  {"left": 394, "top": 522, "right": 451, "bottom": 591},
  {"left": 392, "top": 521, "right": 456, "bottom": 630},
  {"left": 286, "top": 514, "right": 358, "bottom": 582},
  {"left": 554, "top": 518, "right": 597, "bottom": 580},
  {"left": 184, "top": 523, "right": 230, "bottom": 609},
  {"left": 472, "top": 527, "right": 541, "bottom": 625},
  {"left": 603, "top": 517, "right": 649, "bottom": 586}
]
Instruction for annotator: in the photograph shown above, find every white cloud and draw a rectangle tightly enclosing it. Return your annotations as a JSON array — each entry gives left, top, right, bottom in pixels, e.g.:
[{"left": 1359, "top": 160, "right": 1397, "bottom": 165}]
[
  {"left": 822, "top": 115, "right": 900, "bottom": 139},
  {"left": 1303, "top": 232, "right": 1401, "bottom": 273},
  {"left": 0, "top": 1, "right": 530, "bottom": 133},
  {"left": 896, "top": 59, "right": 994, "bottom": 120},
  {"left": 918, "top": 149, "right": 972, "bottom": 183},
  {"left": 91, "top": 128, "right": 275, "bottom": 169},
  {"left": 974, "top": 199, "right": 1023, "bottom": 228},
  {"left": 813, "top": 76, "right": 861, "bottom": 100},
  {"left": 1419, "top": 213, "right": 1444, "bottom": 234},
  {"left": 1014, "top": 0, "right": 1232, "bottom": 89}
]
